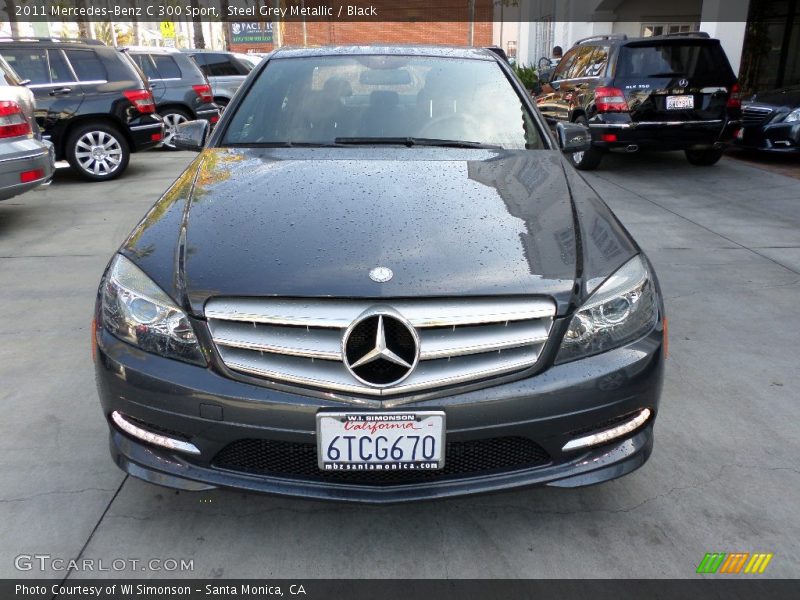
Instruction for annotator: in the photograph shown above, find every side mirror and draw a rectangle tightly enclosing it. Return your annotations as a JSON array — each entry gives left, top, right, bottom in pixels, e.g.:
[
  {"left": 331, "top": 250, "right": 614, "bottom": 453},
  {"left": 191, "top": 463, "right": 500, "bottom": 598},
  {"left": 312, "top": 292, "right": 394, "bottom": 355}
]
[
  {"left": 173, "top": 120, "right": 209, "bottom": 152},
  {"left": 556, "top": 121, "right": 591, "bottom": 154}
]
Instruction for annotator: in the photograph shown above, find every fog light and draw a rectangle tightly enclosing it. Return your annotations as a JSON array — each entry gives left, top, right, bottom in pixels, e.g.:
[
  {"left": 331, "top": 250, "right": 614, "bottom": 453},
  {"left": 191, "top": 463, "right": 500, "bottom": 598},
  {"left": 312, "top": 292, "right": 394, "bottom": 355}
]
[
  {"left": 562, "top": 408, "right": 651, "bottom": 452},
  {"left": 111, "top": 411, "right": 200, "bottom": 455}
]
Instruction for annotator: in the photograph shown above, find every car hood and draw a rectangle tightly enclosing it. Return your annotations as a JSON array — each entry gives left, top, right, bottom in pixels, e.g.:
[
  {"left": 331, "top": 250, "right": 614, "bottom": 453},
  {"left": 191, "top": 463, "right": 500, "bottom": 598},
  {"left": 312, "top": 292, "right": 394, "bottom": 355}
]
[
  {"left": 122, "top": 147, "right": 635, "bottom": 316},
  {"left": 747, "top": 86, "right": 800, "bottom": 108}
]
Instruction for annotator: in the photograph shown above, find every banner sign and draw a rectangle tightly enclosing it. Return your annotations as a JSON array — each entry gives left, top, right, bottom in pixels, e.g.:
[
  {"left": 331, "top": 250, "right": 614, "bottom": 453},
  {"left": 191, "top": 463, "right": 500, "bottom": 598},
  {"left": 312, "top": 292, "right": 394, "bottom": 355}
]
[{"left": 231, "top": 22, "right": 274, "bottom": 44}]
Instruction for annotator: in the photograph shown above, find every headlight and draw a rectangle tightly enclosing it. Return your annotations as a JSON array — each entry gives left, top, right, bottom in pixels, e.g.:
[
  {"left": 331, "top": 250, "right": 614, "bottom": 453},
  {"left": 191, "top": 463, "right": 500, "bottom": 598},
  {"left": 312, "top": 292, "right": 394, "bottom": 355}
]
[
  {"left": 101, "top": 254, "right": 205, "bottom": 365},
  {"left": 557, "top": 255, "right": 658, "bottom": 363},
  {"left": 785, "top": 108, "right": 800, "bottom": 123}
]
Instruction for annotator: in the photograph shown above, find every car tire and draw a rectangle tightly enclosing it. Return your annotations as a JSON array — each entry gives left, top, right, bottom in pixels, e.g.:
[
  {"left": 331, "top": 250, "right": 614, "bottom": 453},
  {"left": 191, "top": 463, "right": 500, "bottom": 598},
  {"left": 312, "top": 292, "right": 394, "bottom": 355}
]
[
  {"left": 685, "top": 148, "right": 724, "bottom": 166},
  {"left": 161, "top": 109, "right": 192, "bottom": 150},
  {"left": 66, "top": 123, "right": 130, "bottom": 182},
  {"left": 569, "top": 117, "right": 604, "bottom": 170}
]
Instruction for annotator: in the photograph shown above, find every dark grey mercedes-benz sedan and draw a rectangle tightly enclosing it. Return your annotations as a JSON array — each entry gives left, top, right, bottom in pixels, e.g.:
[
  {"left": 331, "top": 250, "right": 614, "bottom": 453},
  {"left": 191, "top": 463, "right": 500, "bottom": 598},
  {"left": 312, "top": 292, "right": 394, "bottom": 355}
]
[{"left": 93, "top": 46, "right": 665, "bottom": 503}]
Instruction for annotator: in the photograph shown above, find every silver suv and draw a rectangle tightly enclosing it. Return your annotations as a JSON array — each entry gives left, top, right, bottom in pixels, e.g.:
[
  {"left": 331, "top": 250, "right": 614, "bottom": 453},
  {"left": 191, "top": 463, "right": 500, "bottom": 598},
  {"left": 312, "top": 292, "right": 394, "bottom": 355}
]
[{"left": 182, "top": 50, "right": 260, "bottom": 111}]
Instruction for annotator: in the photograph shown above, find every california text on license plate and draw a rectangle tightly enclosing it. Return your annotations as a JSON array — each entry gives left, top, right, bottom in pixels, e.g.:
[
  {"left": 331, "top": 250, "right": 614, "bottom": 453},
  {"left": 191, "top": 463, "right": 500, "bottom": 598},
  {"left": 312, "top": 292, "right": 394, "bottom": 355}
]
[
  {"left": 316, "top": 411, "right": 446, "bottom": 472},
  {"left": 666, "top": 95, "right": 694, "bottom": 110}
]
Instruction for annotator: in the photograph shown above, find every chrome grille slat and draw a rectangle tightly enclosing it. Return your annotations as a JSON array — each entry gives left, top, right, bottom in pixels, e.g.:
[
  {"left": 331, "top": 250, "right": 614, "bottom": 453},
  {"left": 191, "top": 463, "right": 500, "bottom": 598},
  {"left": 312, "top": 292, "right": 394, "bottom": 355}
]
[
  {"left": 418, "top": 321, "right": 550, "bottom": 360},
  {"left": 206, "top": 297, "right": 556, "bottom": 399},
  {"left": 205, "top": 297, "right": 555, "bottom": 328},
  {"left": 208, "top": 320, "right": 342, "bottom": 360},
  {"left": 217, "top": 344, "right": 544, "bottom": 397},
  {"left": 742, "top": 105, "right": 773, "bottom": 126}
]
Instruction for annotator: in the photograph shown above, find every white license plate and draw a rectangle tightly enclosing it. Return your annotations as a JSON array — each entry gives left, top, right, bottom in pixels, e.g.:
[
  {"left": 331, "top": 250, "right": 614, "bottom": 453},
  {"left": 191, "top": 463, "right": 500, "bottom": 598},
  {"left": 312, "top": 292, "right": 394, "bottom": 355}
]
[
  {"left": 666, "top": 95, "right": 694, "bottom": 110},
  {"left": 316, "top": 411, "right": 445, "bottom": 471}
]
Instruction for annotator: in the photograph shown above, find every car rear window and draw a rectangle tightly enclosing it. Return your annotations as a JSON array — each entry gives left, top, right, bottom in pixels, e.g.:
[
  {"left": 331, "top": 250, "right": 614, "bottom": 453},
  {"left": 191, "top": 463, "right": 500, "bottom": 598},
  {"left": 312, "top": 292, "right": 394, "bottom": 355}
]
[
  {"left": 152, "top": 54, "right": 182, "bottom": 79},
  {"left": 64, "top": 49, "right": 107, "bottom": 82},
  {"left": 204, "top": 53, "right": 246, "bottom": 76},
  {"left": 616, "top": 42, "right": 733, "bottom": 80}
]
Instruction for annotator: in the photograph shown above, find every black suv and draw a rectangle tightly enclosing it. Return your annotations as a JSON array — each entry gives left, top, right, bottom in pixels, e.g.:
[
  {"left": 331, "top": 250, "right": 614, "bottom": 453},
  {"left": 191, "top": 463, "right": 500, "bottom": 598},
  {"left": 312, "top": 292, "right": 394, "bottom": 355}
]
[
  {"left": 127, "top": 47, "right": 219, "bottom": 149},
  {"left": 0, "top": 38, "right": 164, "bottom": 181},
  {"left": 536, "top": 33, "right": 742, "bottom": 170}
]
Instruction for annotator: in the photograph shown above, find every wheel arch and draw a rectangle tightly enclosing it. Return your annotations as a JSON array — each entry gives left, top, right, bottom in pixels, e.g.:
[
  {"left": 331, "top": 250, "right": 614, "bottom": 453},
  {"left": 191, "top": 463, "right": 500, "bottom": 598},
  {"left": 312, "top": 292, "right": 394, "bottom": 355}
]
[
  {"left": 156, "top": 103, "right": 195, "bottom": 119},
  {"left": 59, "top": 115, "right": 132, "bottom": 159}
]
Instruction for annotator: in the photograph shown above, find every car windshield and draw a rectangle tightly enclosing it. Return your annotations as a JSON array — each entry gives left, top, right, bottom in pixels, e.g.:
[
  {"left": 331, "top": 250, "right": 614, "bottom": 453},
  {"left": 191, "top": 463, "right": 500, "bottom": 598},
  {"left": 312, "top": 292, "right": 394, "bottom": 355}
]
[{"left": 221, "top": 55, "right": 544, "bottom": 149}]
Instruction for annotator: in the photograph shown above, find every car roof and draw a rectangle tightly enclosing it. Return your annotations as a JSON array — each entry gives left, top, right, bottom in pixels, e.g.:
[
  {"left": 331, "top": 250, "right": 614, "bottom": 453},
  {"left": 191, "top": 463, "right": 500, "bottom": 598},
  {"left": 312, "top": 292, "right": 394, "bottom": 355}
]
[
  {"left": 125, "top": 46, "right": 181, "bottom": 54},
  {"left": 573, "top": 32, "right": 718, "bottom": 48},
  {"left": 180, "top": 48, "right": 231, "bottom": 54},
  {"left": 270, "top": 45, "right": 497, "bottom": 61},
  {"left": 0, "top": 37, "right": 105, "bottom": 48}
]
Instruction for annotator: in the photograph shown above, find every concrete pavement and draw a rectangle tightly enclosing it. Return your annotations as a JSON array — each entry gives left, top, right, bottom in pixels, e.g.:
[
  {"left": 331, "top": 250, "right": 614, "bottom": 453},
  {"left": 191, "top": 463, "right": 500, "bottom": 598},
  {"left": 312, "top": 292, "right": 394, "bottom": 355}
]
[{"left": 0, "top": 150, "right": 798, "bottom": 579}]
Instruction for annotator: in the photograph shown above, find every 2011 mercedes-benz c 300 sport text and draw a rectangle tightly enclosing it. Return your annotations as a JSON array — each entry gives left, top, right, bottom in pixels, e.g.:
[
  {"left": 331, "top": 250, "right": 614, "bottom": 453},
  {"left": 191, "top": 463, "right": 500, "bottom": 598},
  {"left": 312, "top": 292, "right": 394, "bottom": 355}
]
[{"left": 93, "top": 46, "right": 665, "bottom": 503}]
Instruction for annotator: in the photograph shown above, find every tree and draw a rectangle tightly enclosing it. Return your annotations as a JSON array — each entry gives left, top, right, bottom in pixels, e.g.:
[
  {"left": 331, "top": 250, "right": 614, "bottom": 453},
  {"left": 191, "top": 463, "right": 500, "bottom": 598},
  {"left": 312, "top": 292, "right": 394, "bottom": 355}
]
[
  {"left": 129, "top": 0, "right": 141, "bottom": 45},
  {"left": 190, "top": 0, "right": 206, "bottom": 48},
  {"left": 4, "top": 0, "right": 23, "bottom": 37},
  {"left": 220, "top": 0, "right": 231, "bottom": 49},
  {"left": 74, "top": 0, "right": 90, "bottom": 38}
]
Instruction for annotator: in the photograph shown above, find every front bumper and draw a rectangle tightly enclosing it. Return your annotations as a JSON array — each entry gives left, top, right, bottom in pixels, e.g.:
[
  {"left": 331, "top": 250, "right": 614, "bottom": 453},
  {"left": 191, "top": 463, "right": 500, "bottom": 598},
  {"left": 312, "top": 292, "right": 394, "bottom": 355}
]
[
  {"left": 94, "top": 318, "right": 664, "bottom": 503},
  {"left": 734, "top": 121, "right": 800, "bottom": 153}
]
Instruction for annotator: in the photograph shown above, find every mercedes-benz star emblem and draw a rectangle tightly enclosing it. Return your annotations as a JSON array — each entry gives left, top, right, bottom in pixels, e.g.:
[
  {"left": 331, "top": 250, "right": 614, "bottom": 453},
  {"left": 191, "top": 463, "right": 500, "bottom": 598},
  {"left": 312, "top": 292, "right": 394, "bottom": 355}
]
[
  {"left": 678, "top": 78, "right": 689, "bottom": 88},
  {"left": 343, "top": 312, "right": 419, "bottom": 387},
  {"left": 368, "top": 266, "right": 393, "bottom": 283}
]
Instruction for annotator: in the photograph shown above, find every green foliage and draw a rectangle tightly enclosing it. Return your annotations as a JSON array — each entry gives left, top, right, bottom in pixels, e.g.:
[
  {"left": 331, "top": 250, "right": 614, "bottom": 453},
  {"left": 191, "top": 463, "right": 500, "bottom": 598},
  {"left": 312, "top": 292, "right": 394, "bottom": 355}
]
[{"left": 513, "top": 63, "right": 538, "bottom": 91}]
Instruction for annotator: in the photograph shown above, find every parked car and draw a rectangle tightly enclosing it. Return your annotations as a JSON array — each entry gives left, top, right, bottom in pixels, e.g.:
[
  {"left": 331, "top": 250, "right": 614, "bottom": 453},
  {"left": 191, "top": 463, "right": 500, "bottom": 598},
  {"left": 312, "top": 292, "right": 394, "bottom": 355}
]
[
  {"left": 94, "top": 46, "right": 665, "bottom": 503},
  {"left": 735, "top": 86, "right": 800, "bottom": 153},
  {"left": 181, "top": 49, "right": 259, "bottom": 110},
  {"left": 535, "top": 32, "right": 742, "bottom": 170},
  {"left": 0, "top": 54, "right": 54, "bottom": 200},
  {"left": 0, "top": 38, "right": 164, "bottom": 181},
  {"left": 126, "top": 47, "right": 219, "bottom": 149}
]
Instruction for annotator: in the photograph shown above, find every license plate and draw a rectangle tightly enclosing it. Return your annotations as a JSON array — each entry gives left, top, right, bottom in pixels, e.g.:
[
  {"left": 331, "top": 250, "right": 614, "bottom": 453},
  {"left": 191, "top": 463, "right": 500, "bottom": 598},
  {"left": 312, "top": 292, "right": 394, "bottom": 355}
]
[
  {"left": 316, "top": 411, "right": 445, "bottom": 471},
  {"left": 666, "top": 95, "right": 694, "bottom": 110}
]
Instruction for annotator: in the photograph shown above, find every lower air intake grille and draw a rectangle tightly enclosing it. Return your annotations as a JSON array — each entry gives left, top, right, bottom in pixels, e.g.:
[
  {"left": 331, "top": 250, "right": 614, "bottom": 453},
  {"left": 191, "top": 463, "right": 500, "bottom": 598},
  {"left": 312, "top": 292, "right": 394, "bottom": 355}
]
[{"left": 212, "top": 437, "right": 551, "bottom": 485}]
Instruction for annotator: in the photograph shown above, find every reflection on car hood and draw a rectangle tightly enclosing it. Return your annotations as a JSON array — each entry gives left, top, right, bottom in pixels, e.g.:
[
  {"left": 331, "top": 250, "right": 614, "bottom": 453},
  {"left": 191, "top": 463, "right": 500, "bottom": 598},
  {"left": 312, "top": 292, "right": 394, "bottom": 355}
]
[
  {"left": 747, "top": 86, "right": 800, "bottom": 108},
  {"left": 121, "top": 147, "right": 636, "bottom": 316}
]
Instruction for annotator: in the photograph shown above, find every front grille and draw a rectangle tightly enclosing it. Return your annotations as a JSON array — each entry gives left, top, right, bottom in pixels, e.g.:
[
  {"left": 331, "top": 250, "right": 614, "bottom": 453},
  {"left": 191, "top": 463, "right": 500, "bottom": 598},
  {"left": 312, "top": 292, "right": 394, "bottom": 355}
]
[
  {"left": 742, "top": 105, "right": 773, "bottom": 127},
  {"left": 205, "top": 297, "right": 556, "bottom": 396},
  {"left": 212, "top": 437, "right": 551, "bottom": 485}
]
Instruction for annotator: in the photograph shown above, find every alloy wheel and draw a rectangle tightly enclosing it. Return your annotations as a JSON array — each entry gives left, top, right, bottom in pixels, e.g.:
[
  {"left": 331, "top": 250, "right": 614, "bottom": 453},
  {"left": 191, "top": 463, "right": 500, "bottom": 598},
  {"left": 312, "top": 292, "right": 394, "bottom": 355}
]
[
  {"left": 74, "top": 131, "right": 123, "bottom": 177},
  {"left": 162, "top": 112, "right": 189, "bottom": 149}
]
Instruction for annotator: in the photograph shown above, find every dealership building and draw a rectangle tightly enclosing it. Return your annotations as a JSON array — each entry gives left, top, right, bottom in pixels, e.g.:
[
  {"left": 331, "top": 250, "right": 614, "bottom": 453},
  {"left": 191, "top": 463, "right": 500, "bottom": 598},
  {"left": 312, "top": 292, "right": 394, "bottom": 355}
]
[{"left": 496, "top": 0, "right": 799, "bottom": 92}]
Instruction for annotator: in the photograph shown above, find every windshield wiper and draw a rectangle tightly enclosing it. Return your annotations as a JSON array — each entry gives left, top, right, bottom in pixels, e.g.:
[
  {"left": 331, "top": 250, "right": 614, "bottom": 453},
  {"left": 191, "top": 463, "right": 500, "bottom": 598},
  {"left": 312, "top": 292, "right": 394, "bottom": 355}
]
[{"left": 334, "top": 137, "right": 501, "bottom": 149}]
